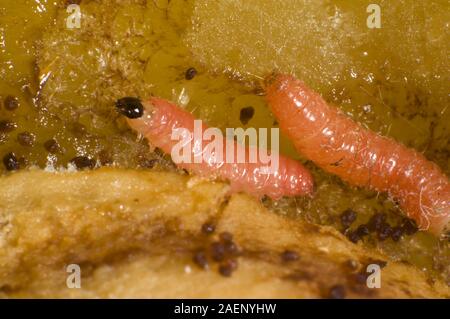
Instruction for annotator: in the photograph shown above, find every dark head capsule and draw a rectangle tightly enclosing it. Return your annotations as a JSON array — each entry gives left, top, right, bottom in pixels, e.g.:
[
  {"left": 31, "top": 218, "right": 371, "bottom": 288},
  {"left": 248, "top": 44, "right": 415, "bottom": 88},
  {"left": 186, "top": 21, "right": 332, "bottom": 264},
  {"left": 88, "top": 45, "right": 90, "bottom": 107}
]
[{"left": 115, "top": 97, "right": 144, "bottom": 119}]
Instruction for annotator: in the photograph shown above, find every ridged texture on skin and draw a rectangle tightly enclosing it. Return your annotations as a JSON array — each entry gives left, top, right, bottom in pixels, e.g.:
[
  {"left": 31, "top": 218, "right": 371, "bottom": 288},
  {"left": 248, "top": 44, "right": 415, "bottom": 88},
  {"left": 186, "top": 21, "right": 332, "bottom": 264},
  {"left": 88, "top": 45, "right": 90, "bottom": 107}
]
[
  {"left": 127, "top": 97, "right": 313, "bottom": 199},
  {"left": 265, "top": 74, "right": 450, "bottom": 235}
]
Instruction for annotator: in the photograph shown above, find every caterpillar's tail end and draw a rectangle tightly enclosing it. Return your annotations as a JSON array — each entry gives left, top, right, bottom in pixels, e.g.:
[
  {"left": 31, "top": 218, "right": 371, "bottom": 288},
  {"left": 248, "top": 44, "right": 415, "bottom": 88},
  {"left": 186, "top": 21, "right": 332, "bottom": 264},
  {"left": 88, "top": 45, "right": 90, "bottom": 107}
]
[{"left": 427, "top": 211, "right": 450, "bottom": 238}]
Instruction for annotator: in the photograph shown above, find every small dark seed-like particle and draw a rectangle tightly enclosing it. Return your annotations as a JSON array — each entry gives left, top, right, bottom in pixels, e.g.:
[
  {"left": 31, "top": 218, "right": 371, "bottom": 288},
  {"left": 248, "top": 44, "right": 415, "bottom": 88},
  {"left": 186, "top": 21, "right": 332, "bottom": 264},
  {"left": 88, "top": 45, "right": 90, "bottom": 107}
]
[
  {"left": 44, "top": 139, "right": 61, "bottom": 154},
  {"left": 4, "top": 95, "right": 19, "bottom": 111},
  {"left": 281, "top": 250, "right": 299, "bottom": 262},
  {"left": 185, "top": 67, "right": 197, "bottom": 80},
  {"left": 347, "top": 231, "right": 360, "bottom": 243},
  {"left": 17, "top": 132, "right": 36, "bottom": 147},
  {"left": 401, "top": 218, "right": 418, "bottom": 235},
  {"left": 115, "top": 97, "right": 144, "bottom": 119},
  {"left": 239, "top": 106, "right": 255, "bottom": 125},
  {"left": 377, "top": 223, "right": 392, "bottom": 241},
  {"left": 340, "top": 209, "right": 357, "bottom": 229},
  {"left": 201, "top": 222, "right": 216, "bottom": 235},
  {"left": 71, "top": 156, "right": 96, "bottom": 170},
  {"left": 391, "top": 226, "right": 403, "bottom": 242},
  {"left": 3, "top": 152, "right": 20, "bottom": 171},
  {"left": 138, "top": 158, "right": 157, "bottom": 169},
  {"left": 356, "top": 224, "right": 370, "bottom": 237},
  {"left": 368, "top": 212, "right": 386, "bottom": 231},
  {"left": 192, "top": 251, "right": 208, "bottom": 269},
  {"left": 0, "top": 120, "right": 17, "bottom": 133},
  {"left": 224, "top": 241, "right": 239, "bottom": 255},
  {"left": 218, "top": 260, "right": 237, "bottom": 277},
  {"left": 328, "top": 285, "right": 346, "bottom": 299},
  {"left": 211, "top": 242, "right": 226, "bottom": 262}
]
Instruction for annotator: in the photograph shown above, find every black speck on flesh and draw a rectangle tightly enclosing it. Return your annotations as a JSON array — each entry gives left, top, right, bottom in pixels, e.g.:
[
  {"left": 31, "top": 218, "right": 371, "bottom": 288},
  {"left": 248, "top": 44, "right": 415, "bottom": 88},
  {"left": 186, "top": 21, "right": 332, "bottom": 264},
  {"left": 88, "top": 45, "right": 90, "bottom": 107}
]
[
  {"left": 17, "top": 132, "right": 36, "bottom": 147},
  {"left": 340, "top": 209, "right": 357, "bottom": 229},
  {"left": 71, "top": 156, "right": 96, "bottom": 170},
  {"left": 401, "top": 218, "right": 418, "bottom": 235},
  {"left": 185, "top": 67, "right": 198, "bottom": 80},
  {"left": 192, "top": 251, "right": 208, "bottom": 269},
  {"left": 44, "top": 139, "right": 62, "bottom": 154},
  {"left": 368, "top": 212, "right": 386, "bottom": 232},
  {"left": 3, "top": 152, "right": 20, "bottom": 171},
  {"left": 3, "top": 95, "right": 19, "bottom": 111},
  {"left": 0, "top": 120, "right": 17, "bottom": 133},
  {"left": 201, "top": 222, "right": 216, "bottom": 235}
]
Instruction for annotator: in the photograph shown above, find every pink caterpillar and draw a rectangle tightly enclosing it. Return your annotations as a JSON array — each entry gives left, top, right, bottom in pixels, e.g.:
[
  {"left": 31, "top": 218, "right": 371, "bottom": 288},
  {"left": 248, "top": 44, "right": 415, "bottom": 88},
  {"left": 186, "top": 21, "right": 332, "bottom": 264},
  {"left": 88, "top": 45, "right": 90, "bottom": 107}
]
[
  {"left": 116, "top": 96, "right": 313, "bottom": 199},
  {"left": 265, "top": 74, "right": 450, "bottom": 235}
]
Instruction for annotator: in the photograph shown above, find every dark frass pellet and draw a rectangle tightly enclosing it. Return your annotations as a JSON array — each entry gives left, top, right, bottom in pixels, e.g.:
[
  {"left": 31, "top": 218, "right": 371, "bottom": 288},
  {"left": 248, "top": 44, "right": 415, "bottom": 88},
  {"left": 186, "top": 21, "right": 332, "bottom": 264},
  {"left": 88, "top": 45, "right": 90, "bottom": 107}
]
[
  {"left": 17, "top": 132, "right": 36, "bottom": 147},
  {"left": 347, "top": 231, "right": 360, "bottom": 243},
  {"left": 377, "top": 223, "right": 392, "bottom": 241},
  {"left": 328, "top": 285, "right": 346, "bottom": 299},
  {"left": 201, "top": 222, "right": 216, "bottom": 235},
  {"left": 185, "top": 67, "right": 197, "bottom": 80},
  {"left": 3, "top": 152, "right": 20, "bottom": 171},
  {"left": 368, "top": 212, "right": 386, "bottom": 232},
  {"left": 115, "top": 97, "right": 144, "bottom": 119},
  {"left": 356, "top": 224, "right": 370, "bottom": 237},
  {"left": 71, "top": 156, "right": 96, "bottom": 170},
  {"left": 218, "top": 259, "right": 238, "bottom": 277},
  {"left": 239, "top": 106, "right": 255, "bottom": 125},
  {"left": 138, "top": 158, "right": 157, "bottom": 169},
  {"left": 192, "top": 251, "right": 208, "bottom": 269},
  {"left": 224, "top": 241, "right": 239, "bottom": 255},
  {"left": 210, "top": 242, "right": 226, "bottom": 262},
  {"left": 0, "top": 120, "right": 17, "bottom": 133},
  {"left": 44, "top": 139, "right": 62, "bottom": 154},
  {"left": 340, "top": 209, "right": 357, "bottom": 229},
  {"left": 391, "top": 226, "right": 404, "bottom": 242},
  {"left": 401, "top": 218, "right": 418, "bottom": 235},
  {"left": 4, "top": 95, "right": 19, "bottom": 111},
  {"left": 281, "top": 250, "right": 299, "bottom": 262}
]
